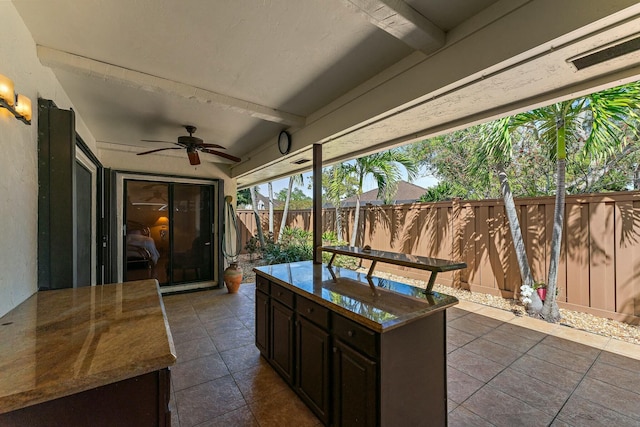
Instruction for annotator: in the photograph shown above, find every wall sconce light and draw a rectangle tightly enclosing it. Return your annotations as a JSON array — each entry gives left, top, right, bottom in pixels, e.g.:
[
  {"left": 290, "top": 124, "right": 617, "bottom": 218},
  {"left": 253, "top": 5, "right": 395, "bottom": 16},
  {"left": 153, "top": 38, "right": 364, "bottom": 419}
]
[{"left": 0, "top": 74, "right": 31, "bottom": 125}]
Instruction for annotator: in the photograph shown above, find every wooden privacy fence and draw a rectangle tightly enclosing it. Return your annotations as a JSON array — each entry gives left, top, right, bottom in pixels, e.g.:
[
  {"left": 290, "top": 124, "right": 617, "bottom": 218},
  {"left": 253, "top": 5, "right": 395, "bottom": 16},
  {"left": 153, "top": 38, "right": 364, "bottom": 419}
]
[{"left": 238, "top": 190, "right": 640, "bottom": 324}]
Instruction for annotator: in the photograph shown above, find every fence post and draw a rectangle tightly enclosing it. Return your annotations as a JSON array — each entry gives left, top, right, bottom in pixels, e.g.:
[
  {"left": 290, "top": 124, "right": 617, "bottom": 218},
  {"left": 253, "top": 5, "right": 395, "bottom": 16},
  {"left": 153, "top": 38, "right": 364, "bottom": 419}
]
[{"left": 451, "top": 198, "right": 462, "bottom": 288}]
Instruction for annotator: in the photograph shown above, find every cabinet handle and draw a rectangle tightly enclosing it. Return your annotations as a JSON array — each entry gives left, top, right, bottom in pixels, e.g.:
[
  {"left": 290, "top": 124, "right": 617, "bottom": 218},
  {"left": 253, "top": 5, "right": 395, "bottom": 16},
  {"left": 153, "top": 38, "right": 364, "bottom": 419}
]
[
  {"left": 278, "top": 292, "right": 283, "bottom": 296},
  {"left": 347, "top": 330, "right": 354, "bottom": 337},
  {"left": 333, "top": 347, "right": 337, "bottom": 353},
  {"left": 307, "top": 308, "right": 313, "bottom": 314}
]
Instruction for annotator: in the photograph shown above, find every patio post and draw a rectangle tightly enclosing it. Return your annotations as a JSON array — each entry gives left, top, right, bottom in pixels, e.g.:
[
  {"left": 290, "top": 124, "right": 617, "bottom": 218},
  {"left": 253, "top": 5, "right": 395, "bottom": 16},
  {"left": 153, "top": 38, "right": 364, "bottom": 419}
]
[{"left": 313, "top": 143, "right": 322, "bottom": 264}]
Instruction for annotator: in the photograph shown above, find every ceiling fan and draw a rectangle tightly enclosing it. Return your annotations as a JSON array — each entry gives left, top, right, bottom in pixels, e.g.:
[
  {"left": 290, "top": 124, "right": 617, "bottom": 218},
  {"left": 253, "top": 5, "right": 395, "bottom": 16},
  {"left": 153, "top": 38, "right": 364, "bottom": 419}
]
[{"left": 138, "top": 125, "right": 241, "bottom": 165}]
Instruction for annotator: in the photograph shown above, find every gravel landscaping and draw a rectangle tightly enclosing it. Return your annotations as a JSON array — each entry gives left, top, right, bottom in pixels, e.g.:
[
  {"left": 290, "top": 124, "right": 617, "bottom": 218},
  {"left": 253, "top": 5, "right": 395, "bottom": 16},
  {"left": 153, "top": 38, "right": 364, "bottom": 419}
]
[{"left": 238, "top": 254, "right": 640, "bottom": 345}]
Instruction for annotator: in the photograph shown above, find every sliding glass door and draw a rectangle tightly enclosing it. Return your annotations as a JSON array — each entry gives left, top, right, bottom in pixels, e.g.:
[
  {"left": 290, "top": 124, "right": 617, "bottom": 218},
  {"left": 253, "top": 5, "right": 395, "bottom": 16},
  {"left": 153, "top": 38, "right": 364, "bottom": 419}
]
[{"left": 124, "top": 180, "right": 214, "bottom": 286}]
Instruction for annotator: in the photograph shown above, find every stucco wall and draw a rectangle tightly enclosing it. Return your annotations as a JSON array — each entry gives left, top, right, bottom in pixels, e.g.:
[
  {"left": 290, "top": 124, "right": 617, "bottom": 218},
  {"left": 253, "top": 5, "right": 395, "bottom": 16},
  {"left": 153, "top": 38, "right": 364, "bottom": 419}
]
[
  {"left": 0, "top": 3, "right": 236, "bottom": 318},
  {"left": 0, "top": 3, "right": 97, "bottom": 317}
]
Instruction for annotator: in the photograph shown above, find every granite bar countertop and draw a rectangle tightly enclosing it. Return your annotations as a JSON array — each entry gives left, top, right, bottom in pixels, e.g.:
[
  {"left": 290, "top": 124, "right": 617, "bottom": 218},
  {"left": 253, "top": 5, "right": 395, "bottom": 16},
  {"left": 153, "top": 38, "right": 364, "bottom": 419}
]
[
  {"left": 254, "top": 261, "right": 458, "bottom": 332},
  {"left": 0, "top": 280, "right": 176, "bottom": 414}
]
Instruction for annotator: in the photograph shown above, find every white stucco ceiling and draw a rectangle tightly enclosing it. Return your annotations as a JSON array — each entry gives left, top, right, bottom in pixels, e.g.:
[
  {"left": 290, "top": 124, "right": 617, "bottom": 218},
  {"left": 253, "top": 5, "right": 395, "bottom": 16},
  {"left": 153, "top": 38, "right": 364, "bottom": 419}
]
[{"left": 11, "top": 0, "right": 640, "bottom": 186}]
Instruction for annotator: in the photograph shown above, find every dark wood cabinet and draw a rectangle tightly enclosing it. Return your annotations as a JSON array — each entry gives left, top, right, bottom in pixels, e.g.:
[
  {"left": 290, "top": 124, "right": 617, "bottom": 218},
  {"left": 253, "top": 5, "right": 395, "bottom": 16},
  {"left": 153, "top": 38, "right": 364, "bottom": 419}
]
[
  {"left": 0, "top": 369, "right": 171, "bottom": 427},
  {"left": 332, "top": 338, "right": 378, "bottom": 427},
  {"left": 271, "top": 299, "right": 295, "bottom": 384},
  {"left": 296, "top": 316, "right": 331, "bottom": 424},
  {"left": 254, "top": 272, "right": 450, "bottom": 427},
  {"left": 255, "top": 289, "right": 270, "bottom": 357}
]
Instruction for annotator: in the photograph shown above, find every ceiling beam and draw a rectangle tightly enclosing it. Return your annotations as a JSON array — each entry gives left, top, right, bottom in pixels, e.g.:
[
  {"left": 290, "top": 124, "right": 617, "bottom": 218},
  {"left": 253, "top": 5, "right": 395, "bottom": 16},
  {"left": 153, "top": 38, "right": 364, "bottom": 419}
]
[
  {"left": 36, "top": 46, "right": 306, "bottom": 127},
  {"left": 345, "top": 0, "right": 445, "bottom": 53}
]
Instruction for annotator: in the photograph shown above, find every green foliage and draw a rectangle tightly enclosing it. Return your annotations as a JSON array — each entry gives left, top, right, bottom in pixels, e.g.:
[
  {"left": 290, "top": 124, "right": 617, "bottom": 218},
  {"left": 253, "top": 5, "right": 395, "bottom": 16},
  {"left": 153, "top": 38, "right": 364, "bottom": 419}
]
[
  {"left": 418, "top": 182, "right": 466, "bottom": 202},
  {"left": 236, "top": 188, "right": 251, "bottom": 207},
  {"left": 275, "top": 187, "right": 312, "bottom": 209}
]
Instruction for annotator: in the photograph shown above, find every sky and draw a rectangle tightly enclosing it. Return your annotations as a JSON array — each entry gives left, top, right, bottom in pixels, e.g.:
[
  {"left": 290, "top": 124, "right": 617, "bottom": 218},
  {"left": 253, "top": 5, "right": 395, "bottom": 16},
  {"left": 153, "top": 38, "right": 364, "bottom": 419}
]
[{"left": 256, "top": 171, "right": 438, "bottom": 199}]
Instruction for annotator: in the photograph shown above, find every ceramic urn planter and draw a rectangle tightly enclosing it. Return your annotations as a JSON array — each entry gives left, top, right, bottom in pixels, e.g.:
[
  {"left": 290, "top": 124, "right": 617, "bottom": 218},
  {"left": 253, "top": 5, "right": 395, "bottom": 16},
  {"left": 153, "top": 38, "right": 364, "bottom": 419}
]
[{"left": 223, "top": 262, "right": 243, "bottom": 293}]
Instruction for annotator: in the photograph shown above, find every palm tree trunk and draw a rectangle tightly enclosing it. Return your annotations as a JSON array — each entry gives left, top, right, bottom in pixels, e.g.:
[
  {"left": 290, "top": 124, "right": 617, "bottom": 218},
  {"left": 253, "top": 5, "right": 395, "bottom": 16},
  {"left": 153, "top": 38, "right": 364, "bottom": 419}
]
[
  {"left": 496, "top": 164, "right": 541, "bottom": 312},
  {"left": 542, "top": 164, "right": 565, "bottom": 321},
  {"left": 278, "top": 177, "right": 294, "bottom": 241},
  {"left": 350, "top": 195, "right": 361, "bottom": 246},
  {"left": 250, "top": 186, "right": 265, "bottom": 248},
  {"left": 335, "top": 206, "right": 343, "bottom": 241}
]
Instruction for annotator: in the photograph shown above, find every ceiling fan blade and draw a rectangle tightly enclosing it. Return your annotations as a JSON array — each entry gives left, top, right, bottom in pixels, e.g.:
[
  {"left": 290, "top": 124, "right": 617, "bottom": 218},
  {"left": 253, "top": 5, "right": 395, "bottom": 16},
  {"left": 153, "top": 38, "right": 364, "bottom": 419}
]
[
  {"left": 187, "top": 150, "right": 201, "bottom": 165},
  {"left": 137, "top": 147, "right": 182, "bottom": 155},
  {"left": 201, "top": 148, "right": 241, "bottom": 162},
  {"left": 201, "top": 143, "right": 226, "bottom": 149}
]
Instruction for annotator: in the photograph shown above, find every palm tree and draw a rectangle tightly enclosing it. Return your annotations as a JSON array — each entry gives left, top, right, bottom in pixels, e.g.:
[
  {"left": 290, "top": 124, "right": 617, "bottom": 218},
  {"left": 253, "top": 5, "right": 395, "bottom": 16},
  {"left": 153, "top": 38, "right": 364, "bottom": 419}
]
[
  {"left": 479, "top": 81, "right": 640, "bottom": 321},
  {"left": 250, "top": 186, "right": 265, "bottom": 248},
  {"left": 476, "top": 118, "right": 540, "bottom": 313},
  {"left": 277, "top": 174, "right": 304, "bottom": 241},
  {"left": 342, "top": 150, "right": 418, "bottom": 246},
  {"left": 523, "top": 83, "right": 640, "bottom": 321},
  {"left": 323, "top": 165, "right": 356, "bottom": 241}
]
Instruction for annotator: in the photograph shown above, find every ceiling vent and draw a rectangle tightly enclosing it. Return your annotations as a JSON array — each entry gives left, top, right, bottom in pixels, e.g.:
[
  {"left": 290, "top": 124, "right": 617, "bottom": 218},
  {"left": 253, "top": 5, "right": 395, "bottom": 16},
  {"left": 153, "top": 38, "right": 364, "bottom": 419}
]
[
  {"left": 570, "top": 34, "right": 640, "bottom": 70},
  {"left": 292, "top": 159, "right": 310, "bottom": 165}
]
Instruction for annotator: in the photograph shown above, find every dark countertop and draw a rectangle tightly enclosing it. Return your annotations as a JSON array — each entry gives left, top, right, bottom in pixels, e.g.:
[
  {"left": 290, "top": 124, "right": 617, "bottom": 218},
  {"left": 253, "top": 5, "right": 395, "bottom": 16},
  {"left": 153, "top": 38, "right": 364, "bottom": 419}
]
[
  {"left": 254, "top": 261, "right": 458, "bottom": 332},
  {"left": 0, "top": 280, "right": 176, "bottom": 414}
]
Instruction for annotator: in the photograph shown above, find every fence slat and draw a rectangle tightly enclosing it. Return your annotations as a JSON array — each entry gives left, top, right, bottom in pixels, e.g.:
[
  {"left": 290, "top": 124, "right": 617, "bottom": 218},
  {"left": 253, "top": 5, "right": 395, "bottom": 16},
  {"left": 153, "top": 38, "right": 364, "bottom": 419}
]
[{"left": 237, "top": 190, "right": 640, "bottom": 323}]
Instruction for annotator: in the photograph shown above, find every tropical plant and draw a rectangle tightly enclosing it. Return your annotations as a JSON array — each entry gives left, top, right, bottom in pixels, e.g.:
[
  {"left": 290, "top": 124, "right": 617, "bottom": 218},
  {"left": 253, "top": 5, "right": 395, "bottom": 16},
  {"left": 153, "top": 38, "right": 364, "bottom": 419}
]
[
  {"left": 277, "top": 174, "right": 304, "bottom": 241},
  {"left": 341, "top": 150, "right": 418, "bottom": 246},
  {"left": 249, "top": 185, "right": 266, "bottom": 248},
  {"left": 236, "top": 188, "right": 251, "bottom": 207},
  {"left": 477, "top": 81, "right": 640, "bottom": 321},
  {"left": 323, "top": 165, "right": 357, "bottom": 241}
]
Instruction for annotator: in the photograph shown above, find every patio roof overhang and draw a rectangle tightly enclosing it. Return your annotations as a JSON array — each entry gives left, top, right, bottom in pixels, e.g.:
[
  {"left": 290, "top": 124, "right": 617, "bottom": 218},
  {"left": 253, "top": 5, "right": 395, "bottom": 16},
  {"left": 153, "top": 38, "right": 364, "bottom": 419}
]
[{"left": 12, "top": 0, "right": 640, "bottom": 188}]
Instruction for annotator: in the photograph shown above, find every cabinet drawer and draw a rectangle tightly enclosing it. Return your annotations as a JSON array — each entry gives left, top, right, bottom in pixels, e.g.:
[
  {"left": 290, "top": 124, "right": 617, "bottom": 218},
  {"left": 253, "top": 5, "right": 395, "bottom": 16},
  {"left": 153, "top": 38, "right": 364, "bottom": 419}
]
[
  {"left": 333, "top": 315, "right": 377, "bottom": 358},
  {"left": 297, "top": 297, "right": 329, "bottom": 330},
  {"left": 272, "top": 283, "right": 295, "bottom": 308},
  {"left": 256, "top": 275, "right": 270, "bottom": 293}
]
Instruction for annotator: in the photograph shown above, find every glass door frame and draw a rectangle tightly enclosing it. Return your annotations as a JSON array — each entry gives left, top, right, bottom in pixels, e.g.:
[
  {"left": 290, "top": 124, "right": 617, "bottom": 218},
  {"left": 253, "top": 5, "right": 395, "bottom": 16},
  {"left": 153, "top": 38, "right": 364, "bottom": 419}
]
[{"left": 114, "top": 171, "right": 223, "bottom": 293}]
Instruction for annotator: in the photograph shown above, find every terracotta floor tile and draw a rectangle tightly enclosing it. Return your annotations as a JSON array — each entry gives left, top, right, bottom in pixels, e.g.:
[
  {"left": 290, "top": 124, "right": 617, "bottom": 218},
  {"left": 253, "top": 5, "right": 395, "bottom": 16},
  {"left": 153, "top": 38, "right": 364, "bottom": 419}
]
[
  {"left": 494, "top": 322, "right": 547, "bottom": 342},
  {"left": 488, "top": 368, "right": 572, "bottom": 415},
  {"left": 211, "top": 326, "right": 255, "bottom": 352},
  {"left": 527, "top": 342, "right": 597, "bottom": 374},
  {"left": 172, "top": 353, "right": 230, "bottom": 391},
  {"left": 586, "top": 360, "right": 640, "bottom": 394},
  {"left": 175, "top": 375, "right": 246, "bottom": 427},
  {"left": 194, "top": 406, "right": 259, "bottom": 427},
  {"left": 462, "top": 337, "right": 523, "bottom": 365},
  {"left": 557, "top": 395, "right": 640, "bottom": 427},
  {"left": 174, "top": 337, "right": 218, "bottom": 364},
  {"left": 448, "top": 316, "right": 496, "bottom": 337},
  {"left": 510, "top": 354, "right": 584, "bottom": 392},
  {"left": 447, "top": 347, "right": 506, "bottom": 382},
  {"left": 219, "top": 343, "right": 262, "bottom": 373},
  {"left": 232, "top": 362, "right": 289, "bottom": 403},
  {"left": 447, "top": 366, "right": 485, "bottom": 404},
  {"left": 248, "top": 386, "right": 320, "bottom": 427},
  {"left": 597, "top": 350, "right": 640, "bottom": 372},
  {"left": 447, "top": 326, "right": 478, "bottom": 348},
  {"left": 448, "top": 406, "right": 495, "bottom": 427},
  {"left": 574, "top": 377, "right": 640, "bottom": 420},
  {"left": 203, "top": 316, "right": 249, "bottom": 337},
  {"left": 463, "top": 385, "right": 554, "bottom": 427},
  {"left": 483, "top": 327, "right": 540, "bottom": 353},
  {"left": 541, "top": 334, "right": 603, "bottom": 358}
]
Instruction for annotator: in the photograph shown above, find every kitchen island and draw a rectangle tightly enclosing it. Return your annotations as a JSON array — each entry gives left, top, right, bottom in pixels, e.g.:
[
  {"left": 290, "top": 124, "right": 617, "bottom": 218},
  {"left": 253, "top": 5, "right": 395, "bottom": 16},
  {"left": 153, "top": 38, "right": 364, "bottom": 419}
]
[
  {"left": 254, "top": 261, "right": 459, "bottom": 427},
  {"left": 0, "top": 279, "right": 176, "bottom": 426}
]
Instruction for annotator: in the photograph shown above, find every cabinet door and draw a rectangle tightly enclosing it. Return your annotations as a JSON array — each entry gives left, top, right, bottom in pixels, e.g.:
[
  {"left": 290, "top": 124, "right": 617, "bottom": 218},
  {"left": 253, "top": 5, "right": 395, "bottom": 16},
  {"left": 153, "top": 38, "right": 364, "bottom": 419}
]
[
  {"left": 333, "top": 339, "right": 377, "bottom": 427},
  {"left": 255, "top": 290, "right": 270, "bottom": 357},
  {"left": 271, "top": 299, "right": 295, "bottom": 384},
  {"left": 296, "top": 317, "right": 330, "bottom": 424}
]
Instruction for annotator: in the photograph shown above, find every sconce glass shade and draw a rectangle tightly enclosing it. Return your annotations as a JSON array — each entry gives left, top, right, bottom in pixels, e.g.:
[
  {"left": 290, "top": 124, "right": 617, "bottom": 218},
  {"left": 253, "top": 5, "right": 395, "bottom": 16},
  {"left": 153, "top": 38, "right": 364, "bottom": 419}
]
[
  {"left": 155, "top": 216, "right": 169, "bottom": 226},
  {"left": 15, "top": 94, "right": 32, "bottom": 122},
  {"left": 0, "top": 74, "right": 15, "bottom": 107}
]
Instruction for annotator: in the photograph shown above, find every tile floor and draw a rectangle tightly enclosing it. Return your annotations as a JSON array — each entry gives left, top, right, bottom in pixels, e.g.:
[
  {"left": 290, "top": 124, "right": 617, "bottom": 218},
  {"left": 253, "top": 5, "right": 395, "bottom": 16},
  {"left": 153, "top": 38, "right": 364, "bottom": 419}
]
[{"left": 162, "top": 284, "right": 640, "bottom": 427}]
